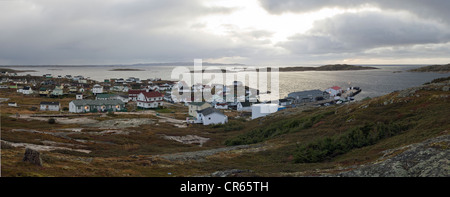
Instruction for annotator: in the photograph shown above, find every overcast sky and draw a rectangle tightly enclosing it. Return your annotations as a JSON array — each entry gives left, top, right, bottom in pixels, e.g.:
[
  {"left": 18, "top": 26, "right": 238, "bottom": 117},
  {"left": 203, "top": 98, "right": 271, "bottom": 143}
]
[{"left": 1, "top": 0, "right": 449, "bottom": 65}]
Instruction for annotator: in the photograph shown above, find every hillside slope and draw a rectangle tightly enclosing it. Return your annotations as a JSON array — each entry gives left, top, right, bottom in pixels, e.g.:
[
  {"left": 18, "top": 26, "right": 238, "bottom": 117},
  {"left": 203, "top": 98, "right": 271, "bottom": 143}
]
[
  {"left": 1, "top": 77, "right": 449, "bottom": 177},
  {"left": 222, "top": 76, "right": 450, "bottom": 176}
]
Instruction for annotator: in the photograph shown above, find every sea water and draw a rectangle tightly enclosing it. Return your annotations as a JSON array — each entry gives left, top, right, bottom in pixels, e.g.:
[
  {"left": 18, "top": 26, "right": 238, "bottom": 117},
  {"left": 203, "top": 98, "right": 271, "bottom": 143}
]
[{"left": 5, "top": 64, "right": 450, "bottom": 100}]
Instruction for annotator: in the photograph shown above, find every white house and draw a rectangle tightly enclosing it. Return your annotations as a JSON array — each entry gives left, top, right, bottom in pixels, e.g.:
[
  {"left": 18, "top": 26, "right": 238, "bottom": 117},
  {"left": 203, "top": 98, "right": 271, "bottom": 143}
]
[
  {"left": 251, "top": 104, "right": 279, "bottom": 119},
  {"left": 237, "top": 101, "right": 252, "bottom": 112},
  {"left": 136, "top": 91, "right": 164, "bottom": 109},
  {"left": 76, "top": 93, "right": 83, "bottom": 100},
  {"left": 176, "top": 81, "right": 191, "bottom": 93},
  {"left": 92, "top": 84, "right": 103, "bottom": 95},
  {"left": 17, "top": 86, "right": 33, "bottom": 95},
  {"left": 8, "top": 102, "right": 17, "bottom": 107},
  {"left": 128, "top": 89, "right": 147, "bottom": 101},
  {"left": 69, "top": 86, "right": 78, "bottom": 93},
  {"left": 158, "top": 83, "right": 172, "bottom": 91},
  {"left": 196, "top": 107, "right": 228, "bottom": 125},
  {"left": 40, "top": 102, "right": 60, "bottom": 111},
  {"left": 278, "top": 99, "right": 292, "bottom": 106},
  {"left": 288, "top": 89, "right": 330, "bottom": 103},
  {"left": 192, "top": 83, "right": 203, "bottom": 93},
  {"left": 325, "top": 86, "right": 343, "bottom": 97},
  {"left": 148, "top": 85, "right": 160, "bottom": 92},
  {"left": 214, "top": 102, "right": 228, "bottom": 109},
  {"left": 111, "top": 94, "right": 129, "bottom": 103},
  {"left": 69, "top": 99, "right": 125, "bottom": 113},
  {"left": 51, "top": 86, "right": 64, "bottom": 96},
  {"left": 188, "top": 102, "right": 212, "bottom": 117}
]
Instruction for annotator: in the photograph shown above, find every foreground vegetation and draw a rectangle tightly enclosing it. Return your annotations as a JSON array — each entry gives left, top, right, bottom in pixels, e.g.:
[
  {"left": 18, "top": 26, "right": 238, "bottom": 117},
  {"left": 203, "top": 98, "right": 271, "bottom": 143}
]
[
  {"left": 294, "top": 122, "right": 410, "bottom": 163},
  {"left": 1, "top": 77, "right": 449, "bottom": 177}
]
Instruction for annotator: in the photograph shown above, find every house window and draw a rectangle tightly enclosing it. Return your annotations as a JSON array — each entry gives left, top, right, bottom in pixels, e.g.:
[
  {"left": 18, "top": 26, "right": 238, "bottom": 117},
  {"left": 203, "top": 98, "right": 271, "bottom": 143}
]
[{"left": 208, "top": 117, "right": 211, "bottom": 120}]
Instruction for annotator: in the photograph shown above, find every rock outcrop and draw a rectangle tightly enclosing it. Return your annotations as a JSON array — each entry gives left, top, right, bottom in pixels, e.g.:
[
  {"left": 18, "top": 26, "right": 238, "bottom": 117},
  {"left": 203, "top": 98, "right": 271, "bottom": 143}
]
[
  {"left": 335, "top": 134, "right": 449, "bottom": 177},
  {"left": 22, "top": 148, "right": 43, "bottom": 166}
]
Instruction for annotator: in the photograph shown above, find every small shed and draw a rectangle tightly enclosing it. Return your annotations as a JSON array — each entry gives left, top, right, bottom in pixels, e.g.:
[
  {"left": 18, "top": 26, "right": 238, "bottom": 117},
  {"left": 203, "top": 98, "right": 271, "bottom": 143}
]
[
  {"left": 251, "top": 104, "right": 279, "bottom": 120},
  {"left": 40, "top": 102, "right": 61, "bottom": 111},
  {"left": 196, "top": 107, "right": 228, "bottom": 125}
]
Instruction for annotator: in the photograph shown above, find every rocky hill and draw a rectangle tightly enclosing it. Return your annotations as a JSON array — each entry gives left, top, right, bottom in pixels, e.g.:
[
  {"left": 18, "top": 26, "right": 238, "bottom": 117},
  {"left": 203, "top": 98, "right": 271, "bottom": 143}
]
[
  {"left": 409, "top": 64, "right": 450, "bottom": 73},
  {"left": 278, "top": 64, "right": 378, "bottom": 72}
]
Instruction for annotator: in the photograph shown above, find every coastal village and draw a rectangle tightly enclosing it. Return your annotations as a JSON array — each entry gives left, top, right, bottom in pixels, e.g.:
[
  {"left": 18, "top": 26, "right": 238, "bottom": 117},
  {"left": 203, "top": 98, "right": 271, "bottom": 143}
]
[
  {"left": 0, "top": 71, "right": 361, "bottom": 126},
  {"left": 1, "top": 64, "right": 448, "bottom": 178},
  {"left": 0, "top": 70, "right": 362, "bottom": 126}
]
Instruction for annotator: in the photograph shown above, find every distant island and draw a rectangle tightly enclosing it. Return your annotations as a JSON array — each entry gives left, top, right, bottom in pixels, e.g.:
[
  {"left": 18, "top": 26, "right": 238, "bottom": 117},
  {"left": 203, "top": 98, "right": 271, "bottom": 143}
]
[
  {"left": 189, "top": 64, "right": 378, "bottom": 73},
  {"left": 109, "top": 68, "right": 145, "bottom": 71},
  {"left": 408, "top": 63, "right": 450, "bottom": 73},
  {"left": 278, "top": 64, "right": 379, "bottom": 72},
  {"left": 0, "top": 68, "right": 36, "bottom": 73}
]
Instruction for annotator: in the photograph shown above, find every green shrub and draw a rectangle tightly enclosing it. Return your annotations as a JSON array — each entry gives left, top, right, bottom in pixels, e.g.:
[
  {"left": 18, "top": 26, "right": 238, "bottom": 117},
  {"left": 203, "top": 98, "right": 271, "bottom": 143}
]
[
  {"left": 293, "top": 122, "right": 410, "bottom": 163},
  {"left": 210, "top": 121, "right": 244, "bottom": 131},
  {"left": 225, "top": 111, "right": 332, "bottom": 146},
  {"left": 48, "top": 118, "right": 56, "bottom": 124}
]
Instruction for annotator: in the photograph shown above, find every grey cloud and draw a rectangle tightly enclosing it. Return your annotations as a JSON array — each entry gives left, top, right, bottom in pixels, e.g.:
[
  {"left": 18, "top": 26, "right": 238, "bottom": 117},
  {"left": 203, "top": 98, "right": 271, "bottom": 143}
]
[
  {"left": 0, "top": 0, "right": 244, "bottom": 64},
  {"left": 278, "top": 11, "right": 450, "bottom": 55},
  {"left": 1, "top": 0, "right": 449, "bottom": 65},
  {"left": 259, "top": 0, "right": 450, "bottom": 23}
]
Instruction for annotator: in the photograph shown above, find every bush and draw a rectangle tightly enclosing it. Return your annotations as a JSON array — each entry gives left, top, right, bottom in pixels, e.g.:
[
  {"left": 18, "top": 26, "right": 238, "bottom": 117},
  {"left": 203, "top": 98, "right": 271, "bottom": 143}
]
[
  {"left": 211, "top": 121, "right": 244, "bottom": 131},
  {"left": 107, "top": 110, "right": 116, "bottom": 117},
  {"left": 293, "top": 122, "right": 410, "bottom": 163},
  {"left": 48, "top": 118, "right": 56, "bottom": 124},
  {"left": 225, "top": 111, "right": 333, "bottom": 146}
]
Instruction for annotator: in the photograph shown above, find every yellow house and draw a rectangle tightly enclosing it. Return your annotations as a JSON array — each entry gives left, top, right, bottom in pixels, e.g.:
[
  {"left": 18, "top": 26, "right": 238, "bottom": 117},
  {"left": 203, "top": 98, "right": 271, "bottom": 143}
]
[
  {"left": 188, "top": 102, "right": 212, "bottom": 117},
  {"left": 39, "top": 87, "right": 50, "bottom": 96}
]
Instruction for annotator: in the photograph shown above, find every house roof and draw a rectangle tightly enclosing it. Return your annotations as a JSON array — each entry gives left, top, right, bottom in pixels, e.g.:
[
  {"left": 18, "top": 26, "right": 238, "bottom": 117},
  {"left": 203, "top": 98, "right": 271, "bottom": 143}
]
[
  {"left": 128, "top": 89, "right": 146, "bottom": 95},
  {"left": 114, "top": 94, "right": 128, "bottom": 98},
  {"left": 330, "top": 86, "right": 342, "bottom": 90},
  {"left": 239, "top": 101, "right": 252, "bottom": 107},
  {"left": 96, "top": 93, "right": 117, "bottom": 99},
  {"left": 40, "top": 102, "right": 60, "bottom": 105},
  {"left": 197, "top": 107, "right": 225, "bottom": 116},
  {"left": 141, "top": 91, "right": 163, "bottom": 98},
  {"left": 288, "top": 89, "right": 325, "bottom": 98},
  {"left": 71, "top": 99, "right": 124, "bottom": 106},
  {"left": 189, "top": 102, "right": 208, "bottom": 106}
]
